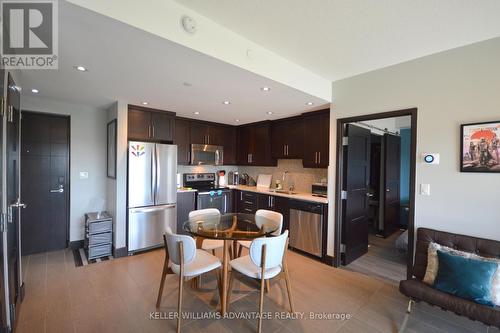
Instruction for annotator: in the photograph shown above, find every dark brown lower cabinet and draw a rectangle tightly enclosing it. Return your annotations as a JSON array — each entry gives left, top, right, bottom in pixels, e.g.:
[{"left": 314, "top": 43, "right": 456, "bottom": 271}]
[{"left": 176, "top": 191, "right": 196, "bottom": 235}]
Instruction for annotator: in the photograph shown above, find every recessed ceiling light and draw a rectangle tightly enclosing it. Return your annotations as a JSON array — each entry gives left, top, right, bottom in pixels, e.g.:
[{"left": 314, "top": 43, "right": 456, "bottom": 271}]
[
  {"left": 306, "top": 102, "right": 314, "bottom": 106},
  {"left": 31, "top": 89, "right": 39, "bottom": 94},
  {"left": 141, "top": 101, "right": 149, "bottom": 105},
  {"left": 223, "top": 100, "right": 231, "bottom": 105},
  {"left": 74, "top": 65, "right": 87, "bottom": 72},
  {"left": 235, "top": 119, "right": 240, "bottom": 122},
  {"left": 183, "top": 82, "right": 192, "bottom": 87},
  {"left": 193, "top": 111, "right": 200, "bottom": 115},
  {"left": 266, "top": 111, "right": 273, "bottom": 115},
  {"left": 261, "top": 87, "right": 271, "bottom": 92}
]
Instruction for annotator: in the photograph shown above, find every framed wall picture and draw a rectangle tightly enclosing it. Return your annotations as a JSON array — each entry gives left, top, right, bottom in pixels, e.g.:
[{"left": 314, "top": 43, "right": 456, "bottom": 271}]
[
  {"left": 107, "top": 119, "right": 117, "bottom": 179},
  {"left": 461, "top": 120, "right": 500, "bottom": 173}
]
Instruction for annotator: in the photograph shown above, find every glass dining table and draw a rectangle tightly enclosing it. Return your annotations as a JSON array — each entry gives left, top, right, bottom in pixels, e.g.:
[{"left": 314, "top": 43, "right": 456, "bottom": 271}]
[{"left": 183, "top": 213, "right": 280, "bottom": 314}]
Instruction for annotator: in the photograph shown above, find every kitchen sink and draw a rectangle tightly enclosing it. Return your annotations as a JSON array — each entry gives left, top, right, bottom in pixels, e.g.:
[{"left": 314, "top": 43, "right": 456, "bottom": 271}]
[{"left": 270, "top": 189, "right": 299, "bottom": 195}]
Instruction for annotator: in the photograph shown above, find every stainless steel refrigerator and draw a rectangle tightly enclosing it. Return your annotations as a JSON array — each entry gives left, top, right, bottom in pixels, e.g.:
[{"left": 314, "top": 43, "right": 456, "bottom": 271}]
[{"left": 128, "top": 141, "right": 177, "bottom": 253}]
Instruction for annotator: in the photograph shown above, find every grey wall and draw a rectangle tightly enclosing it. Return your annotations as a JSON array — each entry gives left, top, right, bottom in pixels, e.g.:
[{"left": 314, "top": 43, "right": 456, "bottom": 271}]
[
  {"left": 328, "top": 37, "right": 500, "bottom": 255},
  {"left": 106, "top": 101, "right": 128, "bottom": 250},
  {"left": 21, "top": 96, "right": 107, "bottom": 242}
]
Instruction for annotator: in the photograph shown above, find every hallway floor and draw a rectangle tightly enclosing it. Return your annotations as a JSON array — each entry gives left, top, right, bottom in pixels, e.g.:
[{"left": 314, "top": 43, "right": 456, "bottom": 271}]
[
  {"left": 16, "top": 247, "right": 497, "bottom": 333},
  {"left": 345, "top": 231, "right": 408, "bottom": 284}
]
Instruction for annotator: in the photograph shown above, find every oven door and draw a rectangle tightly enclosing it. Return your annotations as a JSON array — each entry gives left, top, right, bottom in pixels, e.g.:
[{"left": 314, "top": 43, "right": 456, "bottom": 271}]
[
  {"left": 191, "top": 144, "right": 223, "bottom": 165},
  {"left": 197, "top": 191, "right": 232, "bottom": 214}
]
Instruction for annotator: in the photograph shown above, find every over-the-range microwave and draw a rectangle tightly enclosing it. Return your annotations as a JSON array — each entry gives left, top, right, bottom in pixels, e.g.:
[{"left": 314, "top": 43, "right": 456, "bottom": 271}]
[{"left": 190, "top": 144, "right": 224, "bottom": 165}]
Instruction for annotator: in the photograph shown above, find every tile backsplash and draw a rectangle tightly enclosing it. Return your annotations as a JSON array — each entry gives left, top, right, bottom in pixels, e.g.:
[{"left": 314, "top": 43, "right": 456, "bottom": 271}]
[
  {"left": 238, "top": 159, "right": 327, "bottom": 192},
  {"left": 177, "top": 160, "right": 327, "bottom": 193}
]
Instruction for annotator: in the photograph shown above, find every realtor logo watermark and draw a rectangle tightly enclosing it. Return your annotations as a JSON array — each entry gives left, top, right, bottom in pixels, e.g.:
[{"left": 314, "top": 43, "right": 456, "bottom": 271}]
[{"left": 1, "top": 0, "right": 58, "bottom": 69}]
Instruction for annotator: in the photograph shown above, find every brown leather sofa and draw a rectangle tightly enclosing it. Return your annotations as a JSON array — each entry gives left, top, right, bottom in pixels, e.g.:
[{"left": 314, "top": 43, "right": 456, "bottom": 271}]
[{"left": 399, "top": 228, "right": 500, "bottom": 328}]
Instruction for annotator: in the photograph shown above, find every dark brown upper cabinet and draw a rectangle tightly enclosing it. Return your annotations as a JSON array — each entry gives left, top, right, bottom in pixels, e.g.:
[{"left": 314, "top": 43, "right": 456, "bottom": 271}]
[
  {"left": 237, "top": 121, "right": 276, "bottom": 166},
  {"left": 188, "top": 120, "right": 237, "bottom": 165},
  {"left": 271, "top": 117, "right": 304, "bottom": 159},
  {"left": 190, "top": 121, "right": 210, "bottom": 145},
  {"left": 128, "top": 105, "right": 175, "bottom": 143},
  {"left": 174, "top": 118, "right": 191, "bottom": 165},
  {"left": 302, "top": 109, "right": 330, "bottom": 168}
]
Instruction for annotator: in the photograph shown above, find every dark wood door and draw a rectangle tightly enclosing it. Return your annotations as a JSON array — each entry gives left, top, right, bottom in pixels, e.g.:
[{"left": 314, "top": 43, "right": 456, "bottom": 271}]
[
  {"left": 190, "top": 122, "right": 209, "bottom": 145},
  {"left": 221, "top": 126, "right": 236, "bottom": 165},
  {"left": 21, "top": 112, "right": 69, "bottom": 255},
  {"left": 251, "top": 122, "right": 275, "bottom": 166},
  {"left": 6, "top": 74, "right": 22, "bottom": 326},
  {"left": 302, "top": 111, "right": 329, "bottom": 168},
  {"left": 342, "top": 124, "right": 371, "bottom": 265},
  {"left": 257, "top": 194, "right": 273, "bottom": 210},
  {"left": 236, "top": 126, "right": 251, "bottom": 165},
  {"left": 273, "top": 196, "right": 289, "bottom": 232},
  {"left": 272, "top": 118, "right": 304, "bottom": 159},
  {"left": 302, "top": 114, "right": 323, "bottom": 167},
  {"left": 382, "top": 134, "right": 401, "bottom": 237},
  {"left": 151, "top": 112, "right": 174, "bottom": 142},
  {"left": 128, "top": 108, "right": 151, "bottom": 141},
  {"left": 176, "top": 191, "right": 196, "bottom": 235},
  {"left": 174, "top": 119, "right": 191, "bottom": 165},
  {"left": 318, "top": 112, "right": 330, "bottom": 168},
  {"left": 271, "top": 121, "right": 287, "bottom": 159}
]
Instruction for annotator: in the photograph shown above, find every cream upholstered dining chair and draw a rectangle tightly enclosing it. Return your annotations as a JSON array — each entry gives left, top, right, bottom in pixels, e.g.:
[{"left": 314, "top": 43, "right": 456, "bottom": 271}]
[
  {"left": 156, "top": 227, "right": 222, "bottom": 333},
  {"left": 228, "top": 230, "right": 294, "bottom": 333},
  {"left": 188, "top": 208, "right": 225, "bottom": 255},
  {"left": 236, "top": 209, "right": 283, "bottom": 257}
]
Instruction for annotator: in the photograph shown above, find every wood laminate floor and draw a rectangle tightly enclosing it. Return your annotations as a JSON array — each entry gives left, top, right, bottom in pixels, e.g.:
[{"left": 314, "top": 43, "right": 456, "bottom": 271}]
[
  {"left": 16, "top": 247, "right": 497, "bottom": 333},
  {"left": 345, "top": 231, "right": 408, "bottom": 284}
]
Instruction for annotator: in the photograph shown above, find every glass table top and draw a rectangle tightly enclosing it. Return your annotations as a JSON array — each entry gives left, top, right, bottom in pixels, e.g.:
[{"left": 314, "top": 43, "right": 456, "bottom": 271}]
[{"left": 183, "top": 213, "right": 279, "bottom": 241}]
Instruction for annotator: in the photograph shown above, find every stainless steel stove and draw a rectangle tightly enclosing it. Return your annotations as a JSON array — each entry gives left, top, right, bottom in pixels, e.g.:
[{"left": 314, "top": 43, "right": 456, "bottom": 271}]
[{"left": 183, "top": 173, "right": 232, "bottom": 214}]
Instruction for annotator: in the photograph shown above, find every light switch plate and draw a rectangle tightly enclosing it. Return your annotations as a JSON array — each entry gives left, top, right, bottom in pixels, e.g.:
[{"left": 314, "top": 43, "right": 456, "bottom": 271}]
[
  {"left": 79, "top": 171, "right": 89, "bottom": 179},
  {"left": 420, "top": 184, "right": 430, "bottom": 196}
]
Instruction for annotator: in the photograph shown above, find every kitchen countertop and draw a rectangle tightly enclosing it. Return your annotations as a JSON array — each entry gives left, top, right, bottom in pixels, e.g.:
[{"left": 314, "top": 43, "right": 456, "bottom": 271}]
[
  {"left": 228, "top": 185, "right": 328, "bottom": 204},
  {"left": 177, "top": 188, "right": 197, "bottom": 193}
]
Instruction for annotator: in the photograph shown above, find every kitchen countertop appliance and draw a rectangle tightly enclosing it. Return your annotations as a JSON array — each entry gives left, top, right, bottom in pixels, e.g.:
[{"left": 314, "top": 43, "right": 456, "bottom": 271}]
[
  {"left": 311, "top": 183, "right": 328, "bottom": 198},
  {"left": 128, "top": 142, "right": 177, "bottom": 253},
  {"left": 184, "top": 173, "right": 232, "bottom": 214}
]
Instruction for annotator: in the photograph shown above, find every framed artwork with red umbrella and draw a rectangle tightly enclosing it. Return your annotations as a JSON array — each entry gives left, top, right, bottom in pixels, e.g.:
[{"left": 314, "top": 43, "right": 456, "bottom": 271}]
[{"left": 461, "top": 120, "right": 500, "bottom": 173}]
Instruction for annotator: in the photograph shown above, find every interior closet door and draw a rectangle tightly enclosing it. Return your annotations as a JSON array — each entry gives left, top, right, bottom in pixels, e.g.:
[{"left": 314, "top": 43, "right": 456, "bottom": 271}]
[
  {"left": 382, "top": 133, "right": 401, "bottom": 237},
  {"left": 341, "top": 124, "right": 371, "bottom": 265}
]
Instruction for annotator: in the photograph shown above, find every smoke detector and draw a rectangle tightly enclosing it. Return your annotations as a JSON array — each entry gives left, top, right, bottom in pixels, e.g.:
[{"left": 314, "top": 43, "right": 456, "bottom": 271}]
[{"left": 181, "top": 15, "right": 197, "bottom": 34}]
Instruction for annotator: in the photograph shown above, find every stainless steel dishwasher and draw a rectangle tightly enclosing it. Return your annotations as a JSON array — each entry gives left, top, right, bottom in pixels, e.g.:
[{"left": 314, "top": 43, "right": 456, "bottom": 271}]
[{"left": 289, "top": 200, "right": 324, "bottom": 257}]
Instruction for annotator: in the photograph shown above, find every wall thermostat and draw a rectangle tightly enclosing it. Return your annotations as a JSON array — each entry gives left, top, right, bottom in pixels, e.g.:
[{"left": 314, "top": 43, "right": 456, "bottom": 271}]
[{"left": 422, "top": 153, "right": 440, "bottom": 165}]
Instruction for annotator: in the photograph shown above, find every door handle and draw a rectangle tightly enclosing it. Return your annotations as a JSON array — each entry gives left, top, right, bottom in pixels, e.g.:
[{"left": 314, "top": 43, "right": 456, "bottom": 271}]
[
  {"left": 130, "top": 204, "right": 175, "bottom": 214},
  {"left": 50, "top": 189, "right": 64, "bottom": 193},
  {"left": 8, "top": 200, "right": 27, "bottom": 222}
]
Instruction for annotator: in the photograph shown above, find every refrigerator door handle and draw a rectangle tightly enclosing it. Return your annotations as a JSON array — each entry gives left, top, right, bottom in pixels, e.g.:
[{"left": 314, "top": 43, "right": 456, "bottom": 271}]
[
  {"left": 155, "top": 145, "right": 161, "bottom": 203},
  {"left": 151, "top": 148, "right": 157, "bottom": 203},
  {"left": 130, "top": 204, "right": 176, "bottom": 214}
]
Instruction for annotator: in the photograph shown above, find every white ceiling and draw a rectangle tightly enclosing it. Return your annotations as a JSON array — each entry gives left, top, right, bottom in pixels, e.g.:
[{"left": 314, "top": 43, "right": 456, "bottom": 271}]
[
  {"left": 177, "top": 0, "right": 500, "bottom": 81},
  {"left": 19, "top": 1, "right": 328, "bottom": 124}
]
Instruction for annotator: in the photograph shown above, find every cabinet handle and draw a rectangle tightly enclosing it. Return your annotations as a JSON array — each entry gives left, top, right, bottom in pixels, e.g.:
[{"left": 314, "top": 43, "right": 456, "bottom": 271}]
[
  {"left": 152, "top": 125, "right": 155, "bottom": 138},
  {"left": 314, "top": 152, "right": 317, "bottom": 164},
  {"left": 318, "top": 151, "right": 321, "bottom": 164},
  {"left": 287, "top": 145, "right": 289, "bottom": 156},
  {"left": 283, "top": 145, "right": 286, "bottom": 156},
  {"left": 187, "top": 151, "right": 190, "bottom": 163},
  {"left": 268, "top": 196, "right": 271, "bottom": 207},
  {"left": 148, "top": 125, "right": 151, "bottom": 138}
]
